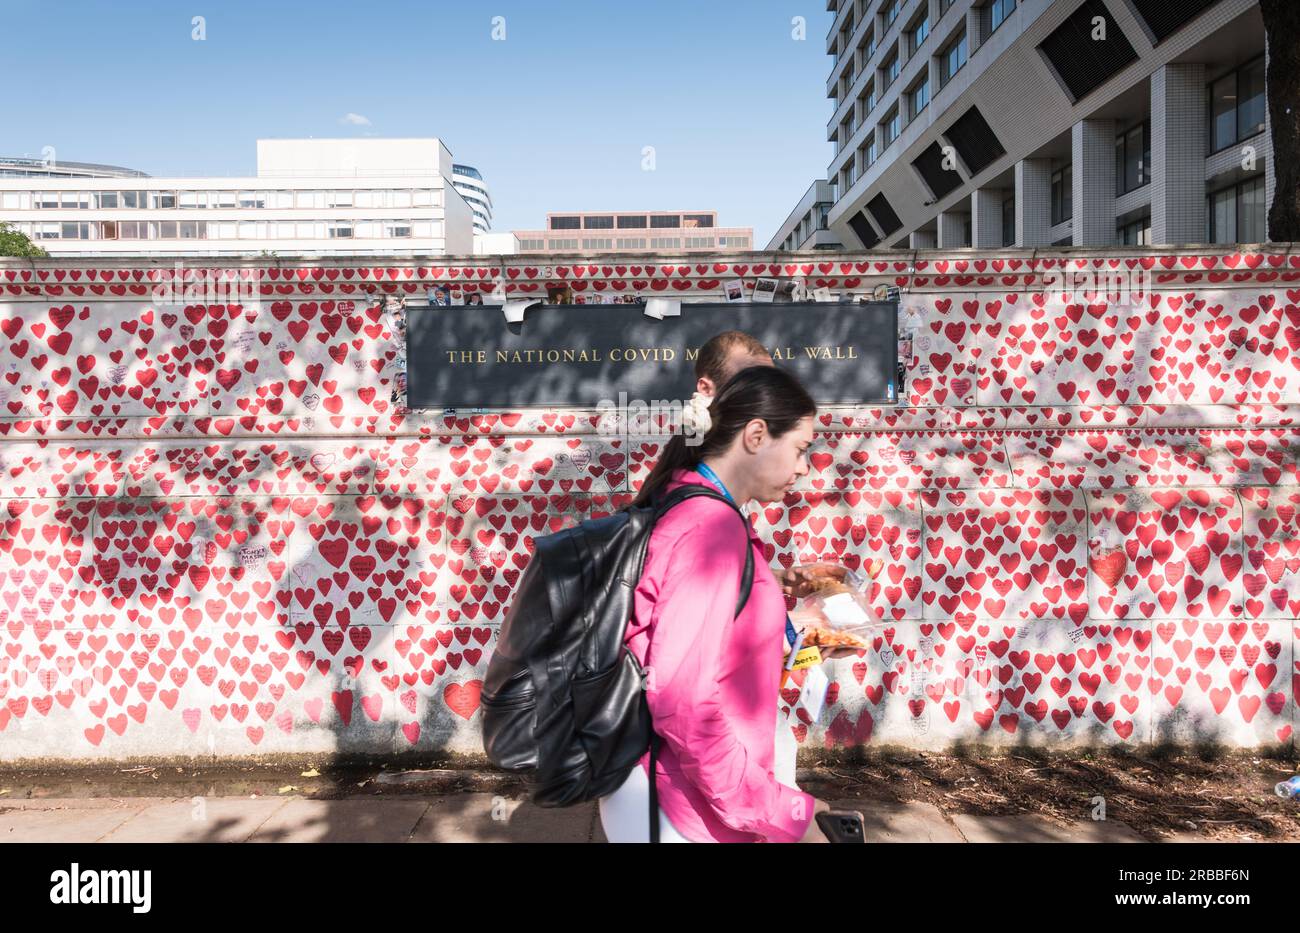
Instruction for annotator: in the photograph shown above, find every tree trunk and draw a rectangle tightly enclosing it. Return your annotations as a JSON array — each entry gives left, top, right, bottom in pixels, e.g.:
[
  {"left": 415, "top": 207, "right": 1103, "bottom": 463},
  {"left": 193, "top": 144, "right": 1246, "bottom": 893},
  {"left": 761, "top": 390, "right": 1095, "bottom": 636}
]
[{"left": 1261, "top": 0, "right": 1300, "bottom": 242}]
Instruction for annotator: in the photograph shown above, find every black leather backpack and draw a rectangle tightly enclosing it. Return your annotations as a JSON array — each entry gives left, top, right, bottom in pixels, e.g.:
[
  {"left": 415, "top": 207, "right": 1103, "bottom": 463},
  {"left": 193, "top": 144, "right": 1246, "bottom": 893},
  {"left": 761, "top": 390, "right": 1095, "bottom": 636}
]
[{"left": 481, "top": 482, "right": 754, "bottom": 842}]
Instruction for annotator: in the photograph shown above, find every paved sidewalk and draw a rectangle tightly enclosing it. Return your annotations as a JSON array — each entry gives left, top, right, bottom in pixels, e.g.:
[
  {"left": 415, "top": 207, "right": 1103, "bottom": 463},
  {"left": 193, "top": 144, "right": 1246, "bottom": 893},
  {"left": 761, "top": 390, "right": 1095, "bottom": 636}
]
[{"left": 0, "top": 794, "right": 1180, "bottom": 842}]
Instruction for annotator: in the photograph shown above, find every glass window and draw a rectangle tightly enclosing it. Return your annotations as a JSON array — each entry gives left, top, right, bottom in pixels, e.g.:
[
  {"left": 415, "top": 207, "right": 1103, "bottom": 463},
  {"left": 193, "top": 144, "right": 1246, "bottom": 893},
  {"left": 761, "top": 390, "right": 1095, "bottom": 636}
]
[
  {"left": 939, "top": 30, "right": 967, "bottom": 86},
  {"left": 882, "top": 51, "right": 899, "bottom": 89},
  {"left": 1209, "top": 57, "right": 1267, "bottom": 153},
  {"left": 909, "top": 15, "right": 929, "bottom": 54},
  {"left": 617, "top": 215, "right": 648, "bottom": 228},
  {"left": 328, "top": 223, "right": 353, "bottom": 238},
  {"left": 1238, "top": 57, "right": 1266, "bottom": 142},
  {"left": 882, "top": 107, "right": 900, "bottom": 146},
  {"left": 987, "top": 0, "right": 1016, "bottom": 33},
  {"left": 909, "top": 75, "right": 930, "bottom": 119},
  {"left": 1238, "top": 176, "right": 1265, "bottom": 243},
  {"left": 650, "top": 215, "right": 681, "bottom": 228},
  {"left": 1002, "top": 195, "right": 1015, "bottom": 247},
  {"left": 213, "top": 191, "right": 236, "bottom": 209},
  {"left": 1208, "top": 186, "right": 1236, "bottom": 243},
  {"left": 1051, "top": 164, "right": 1072, "bottom": 225},
  {"left": 1209, "top": 72, "right": 1237, "bottom": 152},
  {"left": 1115, "top": 122, "right": 1149, "bottom": 195},
  {"left": 178, "top": 221, "right": 202, "bottom": 239},
  {"left": 151, "top": 191, "right": 177, "bottom": 209},
  {"left": 412, "top": 189, "right": 434, "bottom": 207},
  {"left": 882, "top": 0, "right": 900, "bottom": 29},
  {"left": 1118, "top": 216, "right": 1151, "bottom": 245},
  {"left": 158, "top": 221, "right": 178, "bottom": 238},
  {"left": 858, "top": 80, "right": 876, "bottom": 118},
  {"left": 386, "top": 223, "right": 412, "bottom": 238}
]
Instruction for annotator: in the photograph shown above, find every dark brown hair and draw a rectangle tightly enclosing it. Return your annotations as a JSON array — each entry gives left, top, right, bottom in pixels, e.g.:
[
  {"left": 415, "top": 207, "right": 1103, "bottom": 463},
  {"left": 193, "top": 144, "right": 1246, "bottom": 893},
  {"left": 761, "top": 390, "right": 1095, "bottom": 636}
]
[
  {"left": 632, "top": 365, "right": 816, "bottom": 508},
  {"left": 695, "top": 330, "right": 770, "bottom": 387}
]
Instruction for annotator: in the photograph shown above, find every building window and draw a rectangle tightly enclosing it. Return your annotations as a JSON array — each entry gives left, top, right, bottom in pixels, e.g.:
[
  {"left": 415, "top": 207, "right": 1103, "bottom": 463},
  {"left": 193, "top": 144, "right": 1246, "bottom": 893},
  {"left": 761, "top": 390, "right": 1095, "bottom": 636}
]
[
  {"left": 1002, "top": 194, "right": 1015, "bottom": 247},
  {"left": 858, "top": 81, "right": 877, "bottom": 121},
  {"left": 882, "top": 0, "right": 900, "bottom": 31},
  {"left": 881, "top": 51, "right": 899, "bottom": 90},
  {"left": 550, "top": 216, "right": 581, "bottom": 230},
  {"left": 684, "top": 213, "right": 714, "bottom": 227},
  {"left": 908, "top": 13, "right": 930, "bottom": 55},
  {"left": 616, "top": 237, "right": 646, "bottom": 248},
  {"left": 939, "top": 29, "right": 968, "bottom": 87},
  {"left": 684, "top": 236, "right": 714, "bottom": 248},
  {"left": 718, "top": 236, "right": 748, "bottom": 248},
  {"left": 1117, "top": 216, "right": 1151, "bottom": 245},
  {"left": 649, "top": 237, "right": 680, "bottom": 248},
  {"left": 583, "top": 237, "right": 614, "bottom": 249},
  {"left": 985, "top": 0, "right": 1016, "bottom": 34},
  {"left": 1051, "top": 164, "right": 1072, "bottom": 225},
  {"left": 882, "top": 107, "right": 901, "bottom": 146},
  {"left": 909, "top": 75, "right": 930, "bottom": 120},
  {"left": 1207, "top": 176, "right": 1266, "bottom": 244},
  {"left": 583, "top": 215, "right": 614, "bottom": 229},
  {"left": 941, "top": 0, "right": 956, "bottom": 13},
  {"left": 858, "top": 28, "right": 876, "bottom": 65},
  {"left": 1115, "top": 121, "right": 1150, "bottom": 195},
  {"left": 617, "top": 215, "right": 648, "bottom": 228},
  {"left": 650, "top": 215, "right": 681, "bottom": 228},
  {"left": 860, "top": 135, "right": 879, "bottom": 170},
  {"left": 1208, "top": 56, "right": 1266, "bottom": 154}
]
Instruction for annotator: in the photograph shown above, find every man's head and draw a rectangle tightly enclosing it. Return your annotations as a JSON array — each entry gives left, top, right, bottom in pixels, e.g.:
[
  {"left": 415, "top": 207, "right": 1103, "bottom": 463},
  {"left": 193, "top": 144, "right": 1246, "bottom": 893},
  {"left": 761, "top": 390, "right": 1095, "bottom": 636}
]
[{"left": 695, "top": 330, "right": 773, "bottom": 397}]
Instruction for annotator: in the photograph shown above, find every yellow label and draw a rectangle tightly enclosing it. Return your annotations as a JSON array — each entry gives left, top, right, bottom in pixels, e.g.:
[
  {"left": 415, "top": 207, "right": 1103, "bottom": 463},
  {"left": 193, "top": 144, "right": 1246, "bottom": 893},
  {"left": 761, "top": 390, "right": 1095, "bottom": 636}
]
[{"left": 780, "top": 647, "right": 824, "bottom": 689}]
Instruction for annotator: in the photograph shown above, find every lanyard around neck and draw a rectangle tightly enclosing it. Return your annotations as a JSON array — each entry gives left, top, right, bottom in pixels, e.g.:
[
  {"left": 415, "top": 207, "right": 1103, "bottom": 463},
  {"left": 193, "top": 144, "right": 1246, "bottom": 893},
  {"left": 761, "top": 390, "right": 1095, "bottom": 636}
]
[
  {"left": 694, "top": 461, "right": 799, "bottom": 649},
  {"left": 695, "top": 461, "right": 733, "bottom": 502}
]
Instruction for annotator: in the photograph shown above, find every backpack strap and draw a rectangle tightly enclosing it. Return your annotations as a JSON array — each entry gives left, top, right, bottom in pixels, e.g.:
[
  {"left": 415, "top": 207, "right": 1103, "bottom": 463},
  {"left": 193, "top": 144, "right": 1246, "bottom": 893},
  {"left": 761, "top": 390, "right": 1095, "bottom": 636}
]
[{"left": 646, "top": 483, "right": 755, "bottom": 842}]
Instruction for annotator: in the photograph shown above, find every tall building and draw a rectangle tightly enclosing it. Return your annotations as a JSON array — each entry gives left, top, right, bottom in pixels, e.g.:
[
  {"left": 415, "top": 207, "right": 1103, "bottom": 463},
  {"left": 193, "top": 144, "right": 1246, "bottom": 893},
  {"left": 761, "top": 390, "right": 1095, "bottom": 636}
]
[
  {"left": 0, "top": 138, "right": 475, "bottom": 256},
  {"left": 767, "top": 179, "right": 844, "bottom": 250},
  {"left": 451, "top": 163, "right": 493, "bottom": 234},
  {"left": 513, "top": 210, "right": 752, "bottom": 254},
  {"left": 810, "top": 0, "right": 1270, "bottom": 250}
]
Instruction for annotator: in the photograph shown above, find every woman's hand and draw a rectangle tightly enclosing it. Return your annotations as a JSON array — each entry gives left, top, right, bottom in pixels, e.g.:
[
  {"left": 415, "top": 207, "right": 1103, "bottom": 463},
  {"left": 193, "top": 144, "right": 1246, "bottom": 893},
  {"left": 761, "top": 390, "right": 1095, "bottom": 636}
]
[{"left": 777, "top": 565, "right": 821, "bottom": 600}]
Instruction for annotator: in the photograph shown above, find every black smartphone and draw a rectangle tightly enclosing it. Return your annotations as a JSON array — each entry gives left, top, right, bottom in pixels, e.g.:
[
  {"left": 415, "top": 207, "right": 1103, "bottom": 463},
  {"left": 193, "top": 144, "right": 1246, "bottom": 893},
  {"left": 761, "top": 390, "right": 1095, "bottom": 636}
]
[{"left": 816, "top": 809, "right": 866, "bottom": 843}]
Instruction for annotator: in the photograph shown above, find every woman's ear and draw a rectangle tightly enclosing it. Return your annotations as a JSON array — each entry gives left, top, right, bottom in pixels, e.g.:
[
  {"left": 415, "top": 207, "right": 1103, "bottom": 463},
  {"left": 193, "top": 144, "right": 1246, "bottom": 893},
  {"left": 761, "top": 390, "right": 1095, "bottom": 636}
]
[
  {"left": 696, "top": 376, "right": 715, "bottom": 397},
  {"left": 742, "top": 418, "right": 768, "bottom": 453}
]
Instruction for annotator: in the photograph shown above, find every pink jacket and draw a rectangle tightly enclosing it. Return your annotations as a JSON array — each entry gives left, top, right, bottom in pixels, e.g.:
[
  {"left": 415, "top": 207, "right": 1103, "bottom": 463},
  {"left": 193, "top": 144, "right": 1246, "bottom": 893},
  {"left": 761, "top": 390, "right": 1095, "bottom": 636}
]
[{"left": 624, "top": 466, "right": 815, "bottom": 843}]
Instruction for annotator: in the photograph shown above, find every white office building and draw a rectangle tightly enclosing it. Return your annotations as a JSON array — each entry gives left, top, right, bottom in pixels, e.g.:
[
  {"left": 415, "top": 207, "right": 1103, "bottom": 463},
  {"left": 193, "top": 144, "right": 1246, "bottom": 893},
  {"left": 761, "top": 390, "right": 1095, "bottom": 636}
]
[
  {"left": 452, "top": 164, "right": 493, "bottom": 234},
  {"left": 810, "top": 0, "right": 1271, "bottom": 250},
  {"left": 0, "top": 138, "right": 475, "bottom": 256}
]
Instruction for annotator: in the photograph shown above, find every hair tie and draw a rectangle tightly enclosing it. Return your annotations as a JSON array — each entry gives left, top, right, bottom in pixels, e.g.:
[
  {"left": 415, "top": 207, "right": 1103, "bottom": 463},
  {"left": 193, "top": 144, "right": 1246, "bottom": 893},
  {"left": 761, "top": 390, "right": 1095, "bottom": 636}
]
[{"left": 681, "top": 390, "right": 713, "bottom": 436}]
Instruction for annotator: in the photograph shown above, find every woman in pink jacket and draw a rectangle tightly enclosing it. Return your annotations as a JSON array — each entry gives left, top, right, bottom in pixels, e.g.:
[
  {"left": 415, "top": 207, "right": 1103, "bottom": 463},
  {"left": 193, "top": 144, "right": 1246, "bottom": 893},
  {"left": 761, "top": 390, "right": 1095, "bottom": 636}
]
[{"left": 597, "top": 365, "right": 837, "bottom": 843}]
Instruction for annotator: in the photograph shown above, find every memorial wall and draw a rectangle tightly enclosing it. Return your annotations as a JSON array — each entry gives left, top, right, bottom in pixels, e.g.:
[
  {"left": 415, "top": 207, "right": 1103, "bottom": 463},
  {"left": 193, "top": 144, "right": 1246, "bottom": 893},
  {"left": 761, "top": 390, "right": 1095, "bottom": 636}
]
[{"left": 0, "top": 248, "right": 1296, "bottom": 761}]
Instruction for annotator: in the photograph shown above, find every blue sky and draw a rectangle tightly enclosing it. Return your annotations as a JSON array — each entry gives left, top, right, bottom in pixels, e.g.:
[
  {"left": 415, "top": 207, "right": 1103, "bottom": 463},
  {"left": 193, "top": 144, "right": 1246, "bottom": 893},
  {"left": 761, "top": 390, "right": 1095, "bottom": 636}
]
[{"left": 1, "top": 0, "right": 835, "bottom": 244}]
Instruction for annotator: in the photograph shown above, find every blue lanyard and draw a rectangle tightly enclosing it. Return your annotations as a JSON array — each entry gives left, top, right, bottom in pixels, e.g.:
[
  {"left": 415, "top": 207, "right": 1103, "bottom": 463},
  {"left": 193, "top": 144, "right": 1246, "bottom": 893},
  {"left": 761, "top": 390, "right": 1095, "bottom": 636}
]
[{"left": 695, "top": 462, "right": 800, "bottom": 649}]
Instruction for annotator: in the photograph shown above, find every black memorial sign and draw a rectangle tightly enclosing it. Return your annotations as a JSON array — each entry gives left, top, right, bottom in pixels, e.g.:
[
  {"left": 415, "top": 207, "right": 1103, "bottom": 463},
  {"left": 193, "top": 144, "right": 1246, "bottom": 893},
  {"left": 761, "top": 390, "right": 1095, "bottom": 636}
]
[{"left": 405, "top": 300, "right": 899, "bottom": 409}]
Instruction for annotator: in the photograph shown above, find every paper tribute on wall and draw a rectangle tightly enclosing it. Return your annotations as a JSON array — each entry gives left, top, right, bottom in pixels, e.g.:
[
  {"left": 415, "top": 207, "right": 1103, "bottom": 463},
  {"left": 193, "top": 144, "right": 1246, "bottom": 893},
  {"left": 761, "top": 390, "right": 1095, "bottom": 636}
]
[
  {"left": 503, "top": 299, "right": 539, "bottom": 324},
  {"left": 813, "top": 286, "right": 835, "bottom": 302},
  {"left": 724, "top": 279, "right": 747, "bottom": 302},
  {"left": 644, "top": 297, "right": 681, "bottom": 320},
  {"left": 752, "top": 277, "right": 777, "bottom": 303}
]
